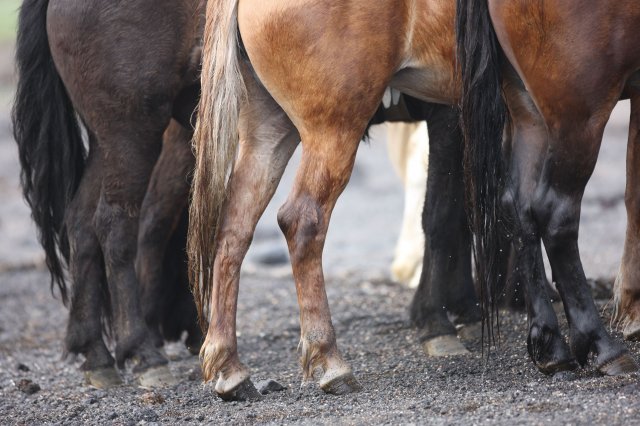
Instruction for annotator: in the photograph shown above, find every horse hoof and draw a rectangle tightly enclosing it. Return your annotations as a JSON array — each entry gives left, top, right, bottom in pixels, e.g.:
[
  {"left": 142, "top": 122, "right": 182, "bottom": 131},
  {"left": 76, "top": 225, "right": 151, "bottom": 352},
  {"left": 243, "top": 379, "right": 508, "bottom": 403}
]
[
  {"left": 536, "top": 359, "right": 578, "bottom": 376},
  {"left": 423, "top": 335, "right": 470, "bottom": 357},
  {"left": 84, "top": 367, "right": 123, "bottom": 389},
  {"left": 622, "top": 320, "right": 640, "bottom": 341},
  {"left": 320, "top": 371, "right": 362, "bottom": 395},
  {"left": 137, "top": 365, "right": 178, "bottom": 388},
  {"left": 598, "top": 353, "right": 639, "bottom": 376},
  {"left": 456, "top": 322, "right": 482, "bottom": 341},
  {"left": 216, "top": 378, "right": 263, "bottom": 402}
]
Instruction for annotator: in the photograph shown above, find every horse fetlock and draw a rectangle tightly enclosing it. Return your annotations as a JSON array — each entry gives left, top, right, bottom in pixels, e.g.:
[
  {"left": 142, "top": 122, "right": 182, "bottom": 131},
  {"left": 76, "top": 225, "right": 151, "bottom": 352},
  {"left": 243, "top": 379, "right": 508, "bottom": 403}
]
[{"left": 200, "top": 338, "right": 242, "bottom": 383}]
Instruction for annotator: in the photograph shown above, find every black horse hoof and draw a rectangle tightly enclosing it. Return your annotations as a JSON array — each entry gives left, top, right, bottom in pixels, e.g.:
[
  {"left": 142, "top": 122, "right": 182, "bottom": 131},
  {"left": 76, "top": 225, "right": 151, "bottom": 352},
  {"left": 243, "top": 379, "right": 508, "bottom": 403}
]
[
  {"left": 597, "top": 353, "right": 639, "bottom": 376},
  {"left": 84, "top": 367, "right": 123, "bottom": 389}
]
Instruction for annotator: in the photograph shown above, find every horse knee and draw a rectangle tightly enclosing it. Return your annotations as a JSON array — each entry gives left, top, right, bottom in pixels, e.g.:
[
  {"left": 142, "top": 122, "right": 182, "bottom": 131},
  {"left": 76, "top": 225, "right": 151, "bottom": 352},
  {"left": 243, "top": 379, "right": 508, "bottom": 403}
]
[{"left": 277, "top": 198, "right": 323, "bottom": 263}]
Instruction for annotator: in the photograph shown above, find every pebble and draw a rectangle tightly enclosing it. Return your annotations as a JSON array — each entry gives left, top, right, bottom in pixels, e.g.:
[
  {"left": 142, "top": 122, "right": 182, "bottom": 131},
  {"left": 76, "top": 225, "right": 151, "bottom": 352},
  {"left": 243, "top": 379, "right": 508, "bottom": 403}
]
[
  {"left": 16, "top": 379, "right": 40, "bottom": 395},
  {"left": 257, "top": 379, "right": 286, "bottom": 395}
]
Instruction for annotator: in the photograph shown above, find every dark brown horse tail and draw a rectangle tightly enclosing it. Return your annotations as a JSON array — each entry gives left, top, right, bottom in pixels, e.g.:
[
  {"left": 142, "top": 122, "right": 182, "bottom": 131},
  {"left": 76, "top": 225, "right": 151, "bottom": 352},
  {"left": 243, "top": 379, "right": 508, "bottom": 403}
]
[
  {"left": 189, "top": 0, "right": 245, "bottom": 331},
  {"left": 455, "top": 0, "right": 508, "bottom": 344},
  {"left": 12, "top": 0, "right": 86, "bottom": 304}
]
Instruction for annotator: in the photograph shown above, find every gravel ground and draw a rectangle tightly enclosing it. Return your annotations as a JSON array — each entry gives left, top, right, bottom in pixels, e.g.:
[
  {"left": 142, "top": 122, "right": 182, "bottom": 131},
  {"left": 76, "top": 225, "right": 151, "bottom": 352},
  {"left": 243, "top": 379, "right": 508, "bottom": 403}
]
[{"left": 1, "top": 37, "right": 639, "bottom": 424}]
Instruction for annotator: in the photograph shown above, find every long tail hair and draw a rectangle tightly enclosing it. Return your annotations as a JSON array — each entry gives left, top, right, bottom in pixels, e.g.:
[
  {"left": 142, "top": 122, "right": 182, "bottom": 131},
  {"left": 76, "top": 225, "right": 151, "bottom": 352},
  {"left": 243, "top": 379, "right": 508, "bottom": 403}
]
[
  {"left": 188, "top": 0, "right": 245, "bottom": 330},
  {"left": 12, "top": 0, "right": 87, "bottom": 304},
  {"left": 455, "top": 0, "right": 508, "bottom": 342}
]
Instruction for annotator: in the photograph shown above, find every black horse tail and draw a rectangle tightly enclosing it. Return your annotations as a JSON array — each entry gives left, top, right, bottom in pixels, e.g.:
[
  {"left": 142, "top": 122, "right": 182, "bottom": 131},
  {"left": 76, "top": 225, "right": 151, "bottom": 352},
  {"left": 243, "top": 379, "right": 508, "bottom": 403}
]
[
  {"left": 12, "top": 0, "right": 86, "bottom": 304},
  {"left": 455, "top": 0, "right": 508, "bottom": 343}
]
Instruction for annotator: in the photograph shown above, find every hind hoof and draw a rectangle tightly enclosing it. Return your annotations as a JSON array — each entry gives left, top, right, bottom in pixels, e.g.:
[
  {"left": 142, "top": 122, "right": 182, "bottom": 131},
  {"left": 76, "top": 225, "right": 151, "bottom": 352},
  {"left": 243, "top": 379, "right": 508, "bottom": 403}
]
[
  {"left": 622, "top": 320, "right": 640, "bottom": 341},
  {"left": 536, "top": 359, "right": 578, "bottom": 376},
  {"left": 598, "top": 353, "right": 639, "bottom": 376},
  {"left": 216, "top": 378, "right": 263, "bottom": 402},
  {"left": 423, "top": 335, "right": 470, "bottom": 357},
  {"left": 84, "top": 367, "right": 123, "bottom": 389},
  {"left": 137, "top": 365, "right": 178, "bottom": 388},
  {"left": 320, "top": 371, "right": 362, "bottom": 395},
  {"left": 456, "top": 322, "right": 482, "bottom": 341}
]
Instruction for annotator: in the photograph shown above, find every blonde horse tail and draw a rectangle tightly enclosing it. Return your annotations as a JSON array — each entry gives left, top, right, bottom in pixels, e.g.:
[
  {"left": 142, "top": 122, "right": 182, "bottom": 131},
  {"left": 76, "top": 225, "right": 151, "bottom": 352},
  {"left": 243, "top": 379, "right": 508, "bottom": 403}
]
[{"left": 188, "top": 0, "right": 245, "bottom": 331}]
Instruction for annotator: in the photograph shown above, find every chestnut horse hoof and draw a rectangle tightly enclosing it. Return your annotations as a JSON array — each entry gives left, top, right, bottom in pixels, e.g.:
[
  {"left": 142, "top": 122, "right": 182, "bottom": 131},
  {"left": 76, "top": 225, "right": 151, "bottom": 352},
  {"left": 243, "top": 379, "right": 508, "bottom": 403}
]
[
  {"left": 423, "top": 335, "right": 470, "bottom": 357},
  {"left": 137, "top": 365, "right": 178, "bottom": 388},
  {"left": 320, "top": 371, "right": 362, "bottom": 395},
  {"left": 598, "top": 353, "right": 639, "bottom": 376},
  {"left": 84, "top": 367, "right": 123, "bottom": 389},
  {"left": 216, "top": 378, "right": 263, "bottom": 402}
]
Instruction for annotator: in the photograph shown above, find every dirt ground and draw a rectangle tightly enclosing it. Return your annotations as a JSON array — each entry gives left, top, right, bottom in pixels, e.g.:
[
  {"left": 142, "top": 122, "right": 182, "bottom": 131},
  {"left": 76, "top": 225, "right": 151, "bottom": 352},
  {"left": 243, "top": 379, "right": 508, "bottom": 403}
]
[{"left": 1, "top": 37, "right": 640, "bottom": 424}]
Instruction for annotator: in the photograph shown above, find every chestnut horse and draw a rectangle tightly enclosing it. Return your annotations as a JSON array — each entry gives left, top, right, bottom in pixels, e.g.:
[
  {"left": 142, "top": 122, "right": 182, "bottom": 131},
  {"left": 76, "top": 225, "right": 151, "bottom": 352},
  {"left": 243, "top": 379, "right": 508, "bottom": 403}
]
[
  {"left": 456, "top": 0, "right": 640, "bottom": 375},
  {"left": 190, "top": 0, "right": 484, "bottom": 398}
]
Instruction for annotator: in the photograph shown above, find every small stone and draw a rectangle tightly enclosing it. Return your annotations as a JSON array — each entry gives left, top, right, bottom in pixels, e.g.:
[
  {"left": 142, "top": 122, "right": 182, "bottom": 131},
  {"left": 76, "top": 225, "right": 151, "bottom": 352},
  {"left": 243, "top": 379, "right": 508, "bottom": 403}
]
[
  {"left": 140, "top": 391, "right": 165, "bottom": 405},
  {"left": 17, "top": 363, "right": 30, "bottom": 372},
  {"left": 197, "top": 414, "right": 205, "bottom": 421},
  {"left": 84, "top": 397, "right": 98, "bottom": 405},
  {"left": 16, "top": 379, "right": 40, "bottom": 395},
  {"left": 107, "top": 413, "right": 118, "bottom": 420},
  {"left": 257, "top": 379, "right": 286, "bottom": 395},
  {"left": 139, "top": 408, "right": 158, "bottom": 422},
  {"left": 188, "top": 368, "right": 201, "bottom": 382}
]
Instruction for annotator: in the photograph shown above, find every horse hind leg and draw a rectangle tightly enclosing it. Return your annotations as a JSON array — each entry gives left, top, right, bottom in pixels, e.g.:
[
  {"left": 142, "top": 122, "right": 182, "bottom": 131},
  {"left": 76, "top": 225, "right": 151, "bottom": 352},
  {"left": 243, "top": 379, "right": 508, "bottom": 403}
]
[
  {"left": 65, "top": 139, "right": 122, "bottom": 388},
  {"left": 538, "top": 110, "right": 637, "bottom": 376},
  {"left": 136, "top": 119, "right": 195, "bottom": 350},
  {"left": 409, "top": 104, "right": 479, "bottom": 356},
  {"left": 614, "top": 85, "right": 640, "bottom": 340},
  {"left": 387, "top": 122, "right": 427, "bottom": 288},
  {"left": 199, "top": 81, "right": 299, "bottom": 400}
]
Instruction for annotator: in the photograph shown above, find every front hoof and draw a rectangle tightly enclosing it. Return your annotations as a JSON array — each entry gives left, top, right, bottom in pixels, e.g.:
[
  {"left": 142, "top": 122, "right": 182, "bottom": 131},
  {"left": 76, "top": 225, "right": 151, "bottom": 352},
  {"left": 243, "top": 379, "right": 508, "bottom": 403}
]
[
  {"left": 597, "top": 353, "right": 639, "bottom": 376},
  {"left": 423, "top": 335, "right": 470, "bottom": 357},
  {"left": 84, "top": 367, "right": 123, "bottom": 389},
  {"left": 216, "top": 378, "right": 263, "bottom": 402},
  {"left": 320, "top": 371, "right": 362, "bottom": 395},
  {"left": 137, "top": 365, "right": 178, "bottom": 388}
]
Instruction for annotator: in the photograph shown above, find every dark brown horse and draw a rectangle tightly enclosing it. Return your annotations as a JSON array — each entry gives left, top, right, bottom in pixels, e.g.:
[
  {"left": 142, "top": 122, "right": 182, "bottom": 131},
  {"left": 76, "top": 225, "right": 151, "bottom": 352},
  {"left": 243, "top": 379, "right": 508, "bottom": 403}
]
[
  {"left": 456, "top": 0, "right": 640, "bottom": 375},
  {"left": 13, "top": 0, "right": 204, "bottom": 387}
]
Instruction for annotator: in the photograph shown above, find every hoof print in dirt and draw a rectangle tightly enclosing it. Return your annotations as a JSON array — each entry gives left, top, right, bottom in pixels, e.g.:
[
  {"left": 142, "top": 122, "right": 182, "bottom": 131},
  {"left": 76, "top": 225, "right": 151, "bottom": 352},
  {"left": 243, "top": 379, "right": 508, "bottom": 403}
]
[
  {"left": 257, "top": 379, "right": 286, "bottom": 395},
  {"left": 217, "top": 379, "right": 263, "bottom": 402},
  {"left": 16, "top": 379, "right": 40, "bottom": 395}
]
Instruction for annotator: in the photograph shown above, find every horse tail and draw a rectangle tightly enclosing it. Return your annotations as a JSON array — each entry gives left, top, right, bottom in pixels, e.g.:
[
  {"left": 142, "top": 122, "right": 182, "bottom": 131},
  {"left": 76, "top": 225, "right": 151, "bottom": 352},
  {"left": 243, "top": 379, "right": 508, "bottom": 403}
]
[
  {"left": 12, "top": 0, "right": 86, "bottom": 304},
  {"left": 455, "top": 0, "right": 508, "bottom": 342},
  {"left": 188, "top": 0, "right": 245, "bottom": 330}
]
